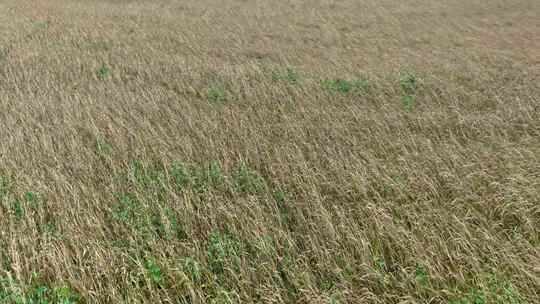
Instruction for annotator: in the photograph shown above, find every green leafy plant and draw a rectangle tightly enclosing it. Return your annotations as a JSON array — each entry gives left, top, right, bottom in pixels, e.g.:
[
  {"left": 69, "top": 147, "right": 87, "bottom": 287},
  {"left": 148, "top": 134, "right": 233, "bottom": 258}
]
[
  {"left": 97, "top": 65, "right": 110, "bottom": 80},
  {"left": 183, "top": 257, "right": 202, "bottom": 283},
  {"left": 24, "top": 191, "right": 37, "bottom": 203},
  {"left": 232, "top": 164, "right": 265, "bottom": 195},
  {"left": 96, "top": 135, "right": 113, "bottom": 154},
  {"left": 207, "top": 232, "right": 240, "bottom": 275},
  {"left": 84, "top": 40, "right": 112, "bottom": 51},
  {"left": 38, "top": 220, "right": 57, "bottom": 235},
  {"left": 171, "top": 161, "right": 192, "bottom": 189},
  {"left": 0, "top": 170, "right": 13, "bottom": 199},
  {"left": 52, "top": 284, "right": 78, "bottom": 304},
  {"left": 112, "top": 193, "right": 140, "bottom": 224},
  {"left": 32, "top": 21, "right": 49, "bottom": 30},
  {"left": 330, "top": 292, "right": 343, "bottom": 304},
  {"left": 207, "top": 161, "right": 223, "bottom": 185},
  {"left": 455, "top": 289, "right": 486, "bottom": 304},
  {"left": 48, "top": 42, "right": 64, "bottom": 49},
  {"left": 414, "top": 265, "right": 428, "bottom": 284},
  {"left": 322, "top": 76, "right": 369, "bottom": 93},
  {"left": 206, "top": 88, "right": 228, "bottom": 103},
  {"left": 165, "top": 208, "right": 187, "bottom": 240},
  {"left": 271, "top": 67, "right": 300, "bottom": 84},
  {"left": 402, "top": 95, "right": 415, "bottom": 111},
  {"left": 451, "top": 274, "right": 524, "bottom": 304},
  {"left": 322, "top": 79, "right": 353, "bottom": 93},
  {"left": 144, "top": 259, "right": 163, "bottom": 284},
  {"left": 11, "top": 200, "right": 24, "bottom": 219},
  {"left": 284, "top": 68, "right": 299, "bottom": 84},
  {"left": 0, "top": 49, "right": 6, "bottom": 63},
  {"left": 351, "top": 76, "right": 369, "bottom": 90},
  {"left": 487, "top": 275, "right": 523, "bottom": 304},
  {"left": 399, "top": 73, "right": 418, "bottom": 93},
  {"left": 129, "top": 160, "right": 165, "bottom": 189},
  {"left": 272, "top": 187, "right": 288, "bottom": 203},
  {"left": 2, "top": 281, "right": 80, "bottom": 304}
]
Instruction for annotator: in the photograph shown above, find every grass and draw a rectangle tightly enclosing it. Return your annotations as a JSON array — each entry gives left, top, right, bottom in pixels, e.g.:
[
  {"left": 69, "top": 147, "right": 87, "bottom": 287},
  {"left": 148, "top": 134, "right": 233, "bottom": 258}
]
[
  {"left": 322, "top": 77, "right": 369, "bottom": 93},
  {"left": 0, "top": 49, "right": 6, "bottom": 63},
  {"left": 0, "top": 277, "right": 79, "bottom": 304},
  {"left": 96, "top": 65, "right": 110, "bottom": 80},
  {"left": 0, "top": 0, "right": 539, "bottom": 303}
]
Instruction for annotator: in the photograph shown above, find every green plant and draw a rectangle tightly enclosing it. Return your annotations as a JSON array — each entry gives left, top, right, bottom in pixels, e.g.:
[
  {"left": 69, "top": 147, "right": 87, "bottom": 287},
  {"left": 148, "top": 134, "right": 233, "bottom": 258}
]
[
  {"left": 0, "top": 49, "right": 6, "bottom": 63},
  {"left": 52, "top": 284, "right": 78, "bottom": 304},
  {"left": 322, "top": 76, "right": 369, "bottom": 93},
  {"left": 1, "top": 2, "right": 539, "bottom": 303},
  {"left": 322, "top": 79, "right": 353, "bottom": 93},
  {"left": 29, "top": 285, "right": 49, "bottom": 303},
  {"left": 414, "top": 265, "right": 428, "bottom": 284},
  {"left": 24, "top": 192, "right": 37, "bottom": 204},
  {"left": 144, "top": 259, "right": 163, "bottom": 284},
  {"left": 208, "top": 161, "right": 223, "bottom": 185},
  {"left": 129, "top": 160, "right": 165, "bottom": 189},
  {"left": 399, "top": 73, "right": 418, "bottom": 93},
  {"left": 272, "top": 187, "right": 287, "bottom": 203},
  {"left": 271, "top": 67, "right": 300, "bottom": 84},
  {"left": 112, "top": 193, "right": 140, "bottom": 224},
  {"left": 183, "top": 257, "right": 202, "bottom": 283},
  {"left": 0, "top": 282, "right": 80, "bottom": 304},
  {"left": 48, "top": 42, "right": 64, "bottom": 49},
  {"left": 84, "top": 40, "right": 112, "bottom": 51},
  {"left": 284, "top": 68, "right": 299, "bottom": 84},
  {"left": 165, "top": 208, "right": 187, "bottom": 240},
  {"left": 487, "top": 275, "right": 523, "bottom": 304},
  {"left": 11, "top": 200, "right": 24, "bottom": 219},
  {"left": 96, "top": 135, "right": 113, "bottom": 153},
  {"left": 330, "top": 292, "right": 343, "bottom": 304},
  {"left": 38, "top": 220, "right": 57, "bottom": 235},
  {"left": 451, "top": 275, "right": 523, "bottom": 304},
  {"left": 454, "top": 289, "right": 486, "bottom": 304},
  {"left": 402, "top": 95, "right": 415, "bottom": 111},
  {"left": 189, "top": 161, "right": 224, "bottom": 196},
  {"left": 97, "top": 65, "right": 110, "bottom": 80},
  {"left": 212, "top": 288, "right": 234, "bottom": 304},
  {"left": 0, "top": 279, "right": 23, "bottom": 303},
  {"left": 171, "top": 161, "right": 191, "bottom": 189},
  {"left": 391, "top": 175, "right": 407, "bottom": 189},
  {"left": 111, "top": 189, "right": 161, "bottom": 237},
  {"left": 374, "top": 257, "right": 386, "bottom": 272},
  {"left": 32, "top": 21, "right": 49, "bottom": 30},
  {"left": 207, "top": 232, "right": 240, "bottom": 275},
  {"left": 206, "top": 88, "right": 228, "bottom": 103},
  {"left": 0, "top": 170, "right": 13, "bottom": 199},
  {"left": 192, "top": 161, "right": 225, "bottom": 190},
  {"left": 397, "top": 73, "right": 419, "bottom": 111},
  {"left": 335, "top": 255, "right": 354, "bottom": 278},
  {"left": 232, "top": 164, "right": 265, "bottom": 194},
  {"left": 351, "top": 76, "right": 369, "bottom": 90}
]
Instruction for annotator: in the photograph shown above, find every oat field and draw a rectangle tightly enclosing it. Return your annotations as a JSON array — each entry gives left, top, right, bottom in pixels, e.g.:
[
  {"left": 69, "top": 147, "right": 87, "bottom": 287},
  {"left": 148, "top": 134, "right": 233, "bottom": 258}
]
[{"left": 0, "top": 0, "right": 539, "bottom": 303}]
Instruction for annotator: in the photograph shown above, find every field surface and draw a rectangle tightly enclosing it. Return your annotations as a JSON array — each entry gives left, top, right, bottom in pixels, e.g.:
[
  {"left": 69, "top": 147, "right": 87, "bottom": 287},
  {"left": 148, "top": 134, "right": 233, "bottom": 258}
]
[{"left": 0, "top": 0, "right": 539, "bottom": 303}]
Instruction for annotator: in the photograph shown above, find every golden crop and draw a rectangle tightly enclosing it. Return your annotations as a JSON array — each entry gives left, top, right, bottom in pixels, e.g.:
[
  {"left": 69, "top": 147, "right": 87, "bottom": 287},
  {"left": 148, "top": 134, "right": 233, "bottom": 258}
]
[{"left": 0, "top": 0, "right": 538, "bottom": 303}]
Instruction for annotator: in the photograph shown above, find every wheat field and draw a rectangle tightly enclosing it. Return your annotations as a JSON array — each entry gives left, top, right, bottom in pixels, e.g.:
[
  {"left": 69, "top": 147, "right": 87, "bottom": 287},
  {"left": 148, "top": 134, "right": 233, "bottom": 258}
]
[{"left": 0, "top": 0, "right": 539, "bottom": 303}]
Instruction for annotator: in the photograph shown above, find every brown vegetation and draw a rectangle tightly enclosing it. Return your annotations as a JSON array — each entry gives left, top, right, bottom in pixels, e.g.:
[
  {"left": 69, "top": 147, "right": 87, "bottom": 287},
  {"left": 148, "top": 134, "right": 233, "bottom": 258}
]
[{"left": 0, "top": 0, "right": 539, "bottom": 303}]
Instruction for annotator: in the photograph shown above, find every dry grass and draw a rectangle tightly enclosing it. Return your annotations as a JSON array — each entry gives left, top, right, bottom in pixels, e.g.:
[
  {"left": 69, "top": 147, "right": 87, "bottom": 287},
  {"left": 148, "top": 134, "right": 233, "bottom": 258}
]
[{"left": 1, "top": 0, "right": 539, "bottom": 303}]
